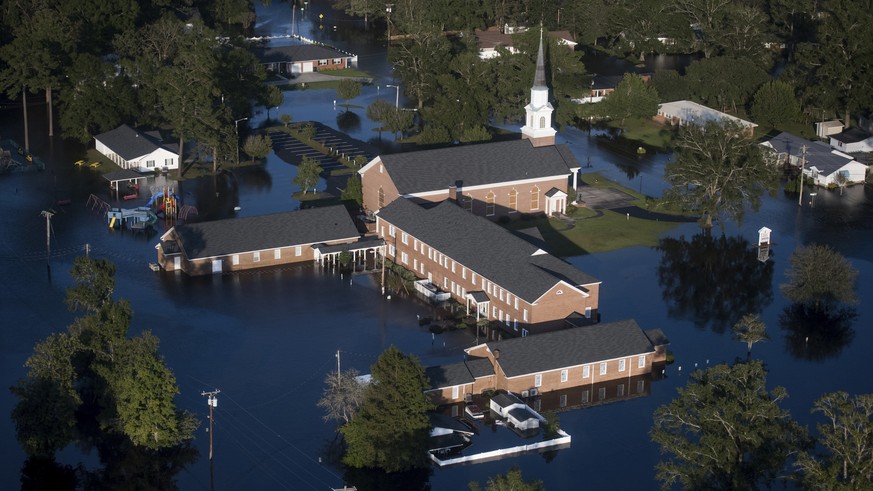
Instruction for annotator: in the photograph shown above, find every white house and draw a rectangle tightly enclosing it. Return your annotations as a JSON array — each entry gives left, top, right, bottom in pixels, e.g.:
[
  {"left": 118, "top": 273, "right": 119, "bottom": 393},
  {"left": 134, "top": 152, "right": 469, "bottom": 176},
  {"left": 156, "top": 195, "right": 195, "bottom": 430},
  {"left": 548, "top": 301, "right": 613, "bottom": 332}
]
[
  {"left": 815, "top": 120, "right": 844, "bottom": 139},
  {"left": 762, "top": 132, "right": 868, "bottom": 187},
  {"left": 95, "top": 125, "right": 179, "bottom": 172},
  {"left": 655, "top": 100, "right": 757, "bottom": 135},
  {"left": 829, "top": 127, "right": 873, "bottom": 154},
  {"left": 474, "top": 29, "right": 576, "bottom": 60}
]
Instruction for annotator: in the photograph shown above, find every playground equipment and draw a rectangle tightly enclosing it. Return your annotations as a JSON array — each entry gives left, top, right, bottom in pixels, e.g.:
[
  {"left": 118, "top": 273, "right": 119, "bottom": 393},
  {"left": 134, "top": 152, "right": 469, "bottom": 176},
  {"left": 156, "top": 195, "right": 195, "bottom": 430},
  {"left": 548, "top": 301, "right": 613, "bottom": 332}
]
[
  {"left": 107, "top": 206, "right": 158, "bottom": 231},
  {"left": 146, "top": 187, "right": 180, "bottom": 218}
]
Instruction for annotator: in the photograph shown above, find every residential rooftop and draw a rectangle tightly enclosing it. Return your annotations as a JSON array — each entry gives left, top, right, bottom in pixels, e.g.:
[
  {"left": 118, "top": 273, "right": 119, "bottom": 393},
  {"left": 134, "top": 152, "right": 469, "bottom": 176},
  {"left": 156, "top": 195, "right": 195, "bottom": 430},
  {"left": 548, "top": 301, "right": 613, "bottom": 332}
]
[{"left": 94, "top": 124, "right": 176, "bottom": 160}]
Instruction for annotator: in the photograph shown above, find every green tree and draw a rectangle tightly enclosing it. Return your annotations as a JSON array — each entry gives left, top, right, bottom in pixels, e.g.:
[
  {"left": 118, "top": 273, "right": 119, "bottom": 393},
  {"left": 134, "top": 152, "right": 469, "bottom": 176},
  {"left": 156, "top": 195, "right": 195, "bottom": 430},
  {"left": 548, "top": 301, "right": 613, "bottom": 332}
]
[
  {"left": 341, "top": 346, "right": 433, "bottom": 472},
  {"left": 732, "top": 313, "right": 769, "bottom": 357},
  {"left": 318, "top": 368, "right": 365, "bottom": 425},
  {"left": 781, "top": 244, "right": 859, "bottom": 312},
  {"left": 294, "top": 155, "right": 322, "bottom": 194},
  {"left": 242, "top": 134, "right": 273, "bottom": 164},
  {"left": 597, "top": 73, "right": 660, "bottom": 125},
  {"left": 751, "top": 80, "right": 802, "bottom": 128},
  {"left": 460, "top": 125, "right": 492, "bottom": 143},
  {"left": 685, "top": 57, "right": 769, "bottom": 113},
  {"left": 65, "top": 256, "right": 117, "bottom": 313},
  {"left": 469, "top": 467, "right": 546, "bottom": 491},
  {"left": 651, "top": 69, "right": 690, "bottom": 103},
  {"left": 342, "top": 173, "right": 363, "bottom": 206},
  {"left": 796, "top": 392, "right": 873, "bottom": 490},
  {"left": 280, "top": 113, "right": 293, "bottom": 128},
  {"left": 664, "top": 120, "right": 780, "bottom": 230},
  {"left": 9, "top": 257, "right": 197, "bottom": 459},
  {"left": 651, "top": 361, "right": 807, "bottom": 490},
  {"left": 336, "top": 78, "right": 362, "bottom": 109}
]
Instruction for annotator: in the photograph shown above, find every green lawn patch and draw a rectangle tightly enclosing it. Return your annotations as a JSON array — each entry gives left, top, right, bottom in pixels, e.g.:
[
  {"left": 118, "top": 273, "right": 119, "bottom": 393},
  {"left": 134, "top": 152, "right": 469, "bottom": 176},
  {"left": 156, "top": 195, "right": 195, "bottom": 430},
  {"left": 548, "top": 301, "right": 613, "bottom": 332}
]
[
  {"left": 605, "top": 118, "right": 675, "bottom": 149},
  {"left": 323, "top": 68, "right": 372, "bottom": 78}
]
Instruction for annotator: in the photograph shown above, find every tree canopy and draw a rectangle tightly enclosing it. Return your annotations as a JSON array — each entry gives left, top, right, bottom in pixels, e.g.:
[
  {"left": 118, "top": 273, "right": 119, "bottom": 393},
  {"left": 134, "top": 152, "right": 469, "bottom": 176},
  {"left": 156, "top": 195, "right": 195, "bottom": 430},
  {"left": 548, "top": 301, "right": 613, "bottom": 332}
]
[
  {"left": 664, "top": 120, "right": 780, "bottom": 230},
  {"left": 651, "top": 361, "right": 807, "bottom": 490},
  {"left": 10, "top": 257, "right": 197, "bottom": 459},
  {"left": 293, "top": 155, "right": 322, "bottom": 195},
  {"left": 732, "top": 313, "right": 769, "bottom": 357},
  {"left": 595, "top": 73, "right": 660, "bottom": 125},
  {"left": 781, "top": 244, "right": 859, "bottom": 312},
  {"left": 341, "top": 346, "right": 433, "bottom": 472}
]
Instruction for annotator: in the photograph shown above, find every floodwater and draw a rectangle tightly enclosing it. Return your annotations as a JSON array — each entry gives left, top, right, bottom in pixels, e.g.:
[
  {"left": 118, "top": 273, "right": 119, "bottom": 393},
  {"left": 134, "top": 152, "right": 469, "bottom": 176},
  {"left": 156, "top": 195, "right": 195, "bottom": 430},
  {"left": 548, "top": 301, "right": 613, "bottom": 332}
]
[{"left": 1, "top": 3, "right": 872, "bottom": 490}]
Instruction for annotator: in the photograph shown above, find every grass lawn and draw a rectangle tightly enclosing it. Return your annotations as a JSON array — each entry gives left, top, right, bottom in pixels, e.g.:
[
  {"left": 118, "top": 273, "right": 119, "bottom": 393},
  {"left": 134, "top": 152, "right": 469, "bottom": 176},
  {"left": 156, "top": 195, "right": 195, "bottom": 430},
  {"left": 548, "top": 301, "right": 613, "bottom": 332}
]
[
  {"left": 606, "top": 118, "right": 675, "bottom": 149},
  {"left": 579, "top": 172, "right": 697, "bottom": 217},
  {"left": 323, "top": 68, "right": 371, "bottom": 78},
  {"left": 505, "top": 210, "right": 677, "bottom": 256}
]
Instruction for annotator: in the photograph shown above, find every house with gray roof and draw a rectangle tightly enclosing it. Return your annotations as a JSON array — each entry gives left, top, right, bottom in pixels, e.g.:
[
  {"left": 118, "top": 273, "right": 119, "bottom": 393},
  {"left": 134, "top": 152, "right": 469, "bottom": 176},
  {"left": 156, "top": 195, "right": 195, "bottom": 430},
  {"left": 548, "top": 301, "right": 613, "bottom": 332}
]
[
  {"left": 829, "top": 127, "right": 873, "bottom": 154},
  {"left": 156, "top": 205, "right": 363, "bottom": 275},
  {"left": 426, "top": 319, "right": 668, "bottom": 404},
  {"left": 376, "top": 198, "right": 600, "bottom": 336},
  {"left": 359, "top": 33, "right": 577, "bottom": 219},
  {"left": 94, "top": 124, "right": 179, "bottom": 172},
  {"left": 250, "top": 44, "right": 357, "bottom": 75},
  {"left": 762, "top": 131, "right": 868, "bottom": 187}
]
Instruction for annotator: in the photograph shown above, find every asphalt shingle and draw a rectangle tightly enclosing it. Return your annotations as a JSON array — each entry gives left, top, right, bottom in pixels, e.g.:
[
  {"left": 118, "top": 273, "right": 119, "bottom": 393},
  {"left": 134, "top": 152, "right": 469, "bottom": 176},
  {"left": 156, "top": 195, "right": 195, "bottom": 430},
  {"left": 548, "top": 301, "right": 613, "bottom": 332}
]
[
  {"left": 94, "top": 125, "right": 174, "bottom": 161},
  {"left": 379, "top": 139, "right": 579, "bottom": 195},
  {"left": 487, "top": 319, "right": 655, "bottom": 377},
  {"left": 377, "top": 199, "right": 599, "bottom": 303},
  {"left": 174, "top": 205, "right": 359, "bottom": 260}
]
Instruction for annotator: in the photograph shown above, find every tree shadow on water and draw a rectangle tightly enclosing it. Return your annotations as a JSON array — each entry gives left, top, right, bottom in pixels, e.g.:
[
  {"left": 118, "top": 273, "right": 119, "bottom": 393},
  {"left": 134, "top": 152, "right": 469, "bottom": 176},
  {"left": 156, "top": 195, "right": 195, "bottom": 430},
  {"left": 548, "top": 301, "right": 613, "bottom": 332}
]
[
  {"left": 779, "top": 304, "right": 857, "bottom": 362},
  {"left": 342, "top": 466, "right": 432, "bottom": 491},
  {"left": 656, "top": 234, "right": 774, "bottom": 333},
  {"left": 337, "top": 111, "right": 361, "bottom": 134}
]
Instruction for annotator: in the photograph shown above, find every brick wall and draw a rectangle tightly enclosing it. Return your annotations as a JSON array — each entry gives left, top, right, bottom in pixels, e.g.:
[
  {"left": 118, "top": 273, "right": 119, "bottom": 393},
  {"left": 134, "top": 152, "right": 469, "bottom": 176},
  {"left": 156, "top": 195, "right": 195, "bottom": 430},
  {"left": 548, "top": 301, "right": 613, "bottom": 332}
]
[{"left": 360, "top": 159, "right": 401, "bottom": 214}]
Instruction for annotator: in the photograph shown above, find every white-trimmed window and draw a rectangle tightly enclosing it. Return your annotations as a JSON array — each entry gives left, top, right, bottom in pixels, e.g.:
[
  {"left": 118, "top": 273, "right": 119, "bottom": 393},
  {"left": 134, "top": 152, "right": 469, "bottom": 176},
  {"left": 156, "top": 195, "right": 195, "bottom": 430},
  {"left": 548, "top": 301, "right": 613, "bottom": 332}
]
[
  {"left": 378, "top": 187, "right": 385, "bottom": 208},
  {"left": 462, "top": 268, "right": 466, "bottom": 279},
  {"left": 534, "top": 374, "right": 542, "bottom": 387},
  {"left": 232, "top": 254, "right": 239, "bottom": 266},
  {"left": 146, "top": 160, "right": 155, "bottom": 168},
  {"left": 428, "top": 248, "right": 433, "bottom": 260},
  {"left": 560, "top": 394, "right": 567, "bottom": 408},
  {"left": 514, "top": 298, "right": 519, "bottom": 309},
  {"left": 485, "top": 191, "right": 496, "bottom": 216},
  {"left": 274, "top": 249, "right": 281, "bottom": 260},
  {"left": 523, "top": 309, "right": 528, "bottom": 322},
  {"left": 295, "top": 246, "right": 302, "bottom": 256},
  {"left": 413, "top": 258, "right": 418, "bottom": 269},
  {"left": 472, "top": 272, "right": 477, "bottom": 283},
  {"left": 452, "top": 386, "right": 459, "bottom": 399},
  {"left": 531, "top": 186, "right": 540, "bottom": 210},
  {"left": 165, "top": 158, "right": 174, "bottom": 167},
  {"left": 599, "top": 362, "right": 607, "bottom": 375},
  {"left": 618, "top": 359, "right": 626, "bottom": 372},
  {"left": 389, "top": 245, "right": 395, "bottom": 256},
  {"left": 585, "top": 307, "right": 592, "bottom": 318},
  {"left": 560, "top": 369, "right": 568, "bottom": 383},
  {"left": 413, "top": 239, "right": 418, "bottom": 251},
  {"left": 638, "top": 355, "right": 646, "bottom": 368},
  {"left": 582, "top": 365, "right": 590, "bottom": 378},
  {"left": 451, "top": 261, "right": 456, "bottom": 273},
  {"left": 506, "top": 293, "right": 511, "bottom": 305},
  {"left": 401, "top": 232, "right": 408, "bottom": 245},
  {"left": 388, "top": 225, "right": 395, "bottom": 237},
  {"left": 508, "top": 189, "right": 518, "bottom": 213},
  {"left": 598, "top": 387, "right": 606, "bottom": 400},
  {"left": 582, "top": 390, "right": 590, "bottom": 403},
  {"left": 499, "top": 289, "right": 504, "bottom": 301},
  {"left": 253, "top": 251, "right": 261, "bottom": 262}
]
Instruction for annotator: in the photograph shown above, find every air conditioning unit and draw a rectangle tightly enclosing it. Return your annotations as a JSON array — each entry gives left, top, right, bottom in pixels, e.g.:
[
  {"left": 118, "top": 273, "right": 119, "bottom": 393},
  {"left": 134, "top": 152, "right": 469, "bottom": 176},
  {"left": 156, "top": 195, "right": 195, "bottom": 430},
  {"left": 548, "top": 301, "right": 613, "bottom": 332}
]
[
  {"left": 529, "top": 388, "right": 539, "bottom": 397},
  {"left": 521, "top": 390, "right": 530, "bottom": 398}
]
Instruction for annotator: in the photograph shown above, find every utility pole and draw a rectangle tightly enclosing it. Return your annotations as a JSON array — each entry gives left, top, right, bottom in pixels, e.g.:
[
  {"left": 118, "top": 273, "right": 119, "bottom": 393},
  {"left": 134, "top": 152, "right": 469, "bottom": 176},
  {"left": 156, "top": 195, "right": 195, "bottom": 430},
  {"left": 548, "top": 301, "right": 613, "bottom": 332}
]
[
  {"left": 385, "top": 3, "right": 393, "bottom": 42},
  {"left": 40, "top": 210, "right": 53, "bottom": 270},
  {"left": 85, "top": 243, "right": 91, "bottom": 258},
  {"left": 201, "top": 389, "right": 220, "bottom": 460},
  {"left": 798, "top": 144, "right": 807, "bottom": 206},
  {"left": 336, "top": 350, "right": 341, "bottom": 386}
]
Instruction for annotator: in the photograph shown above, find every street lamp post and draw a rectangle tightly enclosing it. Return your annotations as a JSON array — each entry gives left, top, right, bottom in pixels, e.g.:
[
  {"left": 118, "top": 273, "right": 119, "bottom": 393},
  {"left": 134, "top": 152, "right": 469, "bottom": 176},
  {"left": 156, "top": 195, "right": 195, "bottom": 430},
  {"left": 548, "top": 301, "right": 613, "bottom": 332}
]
[
  {"left": 234, "top": 117, "right": 249, "bottom": 165},
  {"left": 386, "top": 84, "right": 400, "bottom": 108}
]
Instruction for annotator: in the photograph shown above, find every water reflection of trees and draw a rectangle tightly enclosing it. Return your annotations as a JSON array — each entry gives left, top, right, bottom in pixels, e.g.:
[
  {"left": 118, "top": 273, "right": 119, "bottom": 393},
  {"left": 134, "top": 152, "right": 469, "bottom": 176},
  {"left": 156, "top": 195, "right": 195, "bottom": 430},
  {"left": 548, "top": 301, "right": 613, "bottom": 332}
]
[
  {"left": 337, "top": 110, "right": 362, "bottom": 134},
  {"left": 656, "top": 234, "right": 774, "bottom": 333},
  {"left": 235, "top": 164, "right": 273, "bottom": 193},
  {"left": 779, "top": 304, "right": 857, "bottom": 361},
  {"left": 20, "top": 441, "right": 198, "bottom": 490},
  {"left": 193, "top": 171, "right": 240, "bottom": 220}
]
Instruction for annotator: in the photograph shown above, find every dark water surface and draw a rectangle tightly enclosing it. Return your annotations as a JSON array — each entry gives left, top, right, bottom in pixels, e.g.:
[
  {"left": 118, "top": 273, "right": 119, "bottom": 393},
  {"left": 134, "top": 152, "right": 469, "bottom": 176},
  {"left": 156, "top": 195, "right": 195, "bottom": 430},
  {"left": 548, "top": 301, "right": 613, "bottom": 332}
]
[{"left": 2, "top": 3, "right": 872, "bottom": 490}]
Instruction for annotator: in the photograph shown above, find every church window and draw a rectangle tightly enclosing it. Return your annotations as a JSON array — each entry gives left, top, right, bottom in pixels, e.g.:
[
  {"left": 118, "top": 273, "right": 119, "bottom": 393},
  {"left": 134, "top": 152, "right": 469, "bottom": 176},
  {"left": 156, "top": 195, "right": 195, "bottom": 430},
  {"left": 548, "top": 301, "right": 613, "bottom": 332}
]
[
  {"left": 531, "top": 186, "right": 540, "bottom": 210},
  {"left": 378, "top": 187, "right": 385, "bottom": 208},
  {"left": 539, "top": 116, "right": 546, "bottom": 128},
  {"left": 508, "top": 189, "right": 518, "bottom": 213},
  {"left": 485, "top": 191, "right": 496, "bottom": 216}
]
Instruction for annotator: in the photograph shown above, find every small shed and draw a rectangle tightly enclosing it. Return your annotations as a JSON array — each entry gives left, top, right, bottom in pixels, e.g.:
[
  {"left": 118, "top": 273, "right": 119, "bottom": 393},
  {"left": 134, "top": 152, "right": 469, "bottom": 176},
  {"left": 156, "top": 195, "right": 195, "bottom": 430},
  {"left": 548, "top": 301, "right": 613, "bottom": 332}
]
[{"left": 815, "top": 120, "right": 844, "bottom": 139}]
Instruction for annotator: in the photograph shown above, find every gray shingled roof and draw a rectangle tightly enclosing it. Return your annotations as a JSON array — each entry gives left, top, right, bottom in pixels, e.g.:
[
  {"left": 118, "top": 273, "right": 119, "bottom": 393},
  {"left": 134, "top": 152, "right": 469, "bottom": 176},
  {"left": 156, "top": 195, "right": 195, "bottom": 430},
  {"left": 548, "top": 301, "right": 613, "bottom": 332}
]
[
  {"left": 533, "top": 30, "right": 547, "bottom": 88},
  {"left": 94, "top": 124, "right": 175, "bottom": 160},
  {"left": 831, "top": 127, "right": 873, "bottom": 144},
  {"left": 377, "top": 199, "right": 599, "bottom": 303},
  {"left": 765, "top": 132, "right": 856, "bottom": 175},
  {"left": 426, "top": 357, "right": 495, "bottom": 390},
  {"left": 379, "top": 139, "right": 579, "bottom": 195},
  {"left": 174, "top": 205, "right": 359, "bottom": 260},
  {"left": 250, "top": 45, "right": 348, "bottom": 64},
  {"left": 487, "top": 319, "right": 655, "bottom": 377},
  {"left": 492, "top": 392, "right": 523, "bottom": 408}
]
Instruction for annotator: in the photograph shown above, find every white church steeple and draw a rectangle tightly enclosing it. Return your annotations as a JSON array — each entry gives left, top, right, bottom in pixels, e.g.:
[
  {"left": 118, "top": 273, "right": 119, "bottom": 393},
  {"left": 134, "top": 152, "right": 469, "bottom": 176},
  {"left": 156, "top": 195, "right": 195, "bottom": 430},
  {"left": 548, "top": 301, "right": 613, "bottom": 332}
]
[{"left": 520, "top": 28, "right": 556, "bottom": 147}]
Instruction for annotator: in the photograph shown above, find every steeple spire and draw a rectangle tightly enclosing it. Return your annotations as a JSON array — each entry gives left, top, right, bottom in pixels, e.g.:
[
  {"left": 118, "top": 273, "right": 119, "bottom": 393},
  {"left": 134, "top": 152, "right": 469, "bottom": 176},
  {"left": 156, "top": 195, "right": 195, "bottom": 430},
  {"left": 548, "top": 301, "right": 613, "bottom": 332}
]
[
  {"left": 533, "top": 27, "right": 547, "bottom": 88},
  {"left": 520, "top": 26, "right": 556, "bottom": 147}
]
